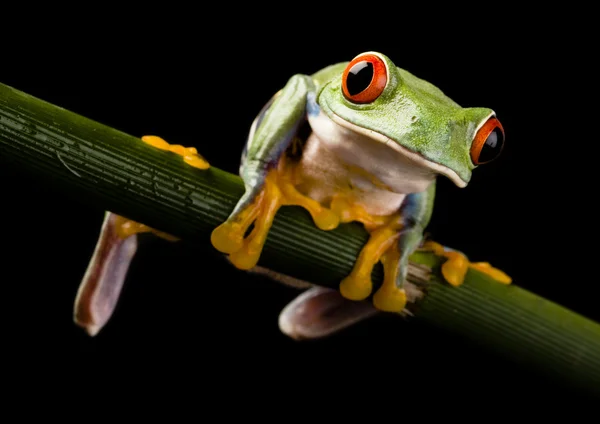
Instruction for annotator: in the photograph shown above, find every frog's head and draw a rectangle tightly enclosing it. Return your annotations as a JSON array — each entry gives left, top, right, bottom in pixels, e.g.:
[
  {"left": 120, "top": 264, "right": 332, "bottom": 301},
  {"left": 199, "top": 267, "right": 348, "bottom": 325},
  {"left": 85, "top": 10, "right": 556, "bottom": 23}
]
[{"left": 317, "top": 52, "right": 505, "bottom": 187}]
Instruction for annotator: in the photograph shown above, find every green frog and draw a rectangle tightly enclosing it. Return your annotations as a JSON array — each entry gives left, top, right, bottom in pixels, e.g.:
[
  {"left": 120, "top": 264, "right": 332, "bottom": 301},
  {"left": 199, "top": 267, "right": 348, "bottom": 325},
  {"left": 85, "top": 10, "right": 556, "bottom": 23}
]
[{"left": 74, "top": 51, "right": 510, "bottom": 338}]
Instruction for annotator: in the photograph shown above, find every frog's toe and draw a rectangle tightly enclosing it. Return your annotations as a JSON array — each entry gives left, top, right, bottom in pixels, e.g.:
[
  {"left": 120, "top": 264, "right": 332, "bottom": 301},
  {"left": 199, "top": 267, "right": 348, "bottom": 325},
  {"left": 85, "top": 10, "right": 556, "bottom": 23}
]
[
  {"left": 440, "top": 251, "right": 470, "bottom": 287},
  {"left": 421, "top": 240, "right": 469, "bottom": 286},
  {"left": 339, "top": 272, "right": 373, "bottom": 301},
  {"left": 210, "top": 222, "right": 246, "bottom": 254},
  {"left": 312, "top": 208, "right": 340, "bottom": 231},
  {"left": 211, "top": 174, "right": 280, "bottom": 270},
  {"left": 228, "top": 235, "right": 266, "bottom": 270},
  {"left": 372, "top": 285, "right": 407, "bottom": 313},
  {"left": 74, "top": 212, "right": 138, "bottom": 336}
]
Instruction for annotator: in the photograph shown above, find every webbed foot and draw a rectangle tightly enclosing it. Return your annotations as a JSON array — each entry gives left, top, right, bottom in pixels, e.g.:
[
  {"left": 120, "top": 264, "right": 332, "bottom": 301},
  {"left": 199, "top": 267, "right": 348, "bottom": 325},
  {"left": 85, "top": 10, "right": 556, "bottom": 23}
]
[
  {"left": 141, "top": 135, "right": 209, "bottom": 169},
  {"left": 211, "top": 155, "right": 339, "bottom": 270},
  {"left": 421, "top": 240, "right": 512, "bottom": 286}
]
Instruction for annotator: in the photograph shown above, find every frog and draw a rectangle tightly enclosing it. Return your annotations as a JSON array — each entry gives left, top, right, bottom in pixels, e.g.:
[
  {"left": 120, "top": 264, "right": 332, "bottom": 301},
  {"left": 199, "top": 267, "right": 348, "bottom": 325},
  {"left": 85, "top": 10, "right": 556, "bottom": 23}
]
[
  {"left": 210, "top": 51, "right": 510, "bottom": 312},
  {"left": 73, "top": 51, "right": 510, "bottom": 338}
]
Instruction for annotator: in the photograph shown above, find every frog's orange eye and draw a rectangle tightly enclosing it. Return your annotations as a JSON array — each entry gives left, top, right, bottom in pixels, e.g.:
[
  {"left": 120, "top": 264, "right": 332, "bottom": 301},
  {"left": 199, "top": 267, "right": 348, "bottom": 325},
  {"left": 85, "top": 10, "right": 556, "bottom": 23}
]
[
  {"left": 342, "top": 53, "right": 387, "bottom": 104},
  {"left": 471, "top": 117, "right": 505, "bottom": 165}
]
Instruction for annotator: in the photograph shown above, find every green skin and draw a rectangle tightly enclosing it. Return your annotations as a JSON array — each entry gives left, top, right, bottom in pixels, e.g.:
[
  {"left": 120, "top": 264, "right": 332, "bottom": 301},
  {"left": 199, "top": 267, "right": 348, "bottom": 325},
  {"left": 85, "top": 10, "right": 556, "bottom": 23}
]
[{"left": 230, "top": 51, "right": 496, "bottom": 295}]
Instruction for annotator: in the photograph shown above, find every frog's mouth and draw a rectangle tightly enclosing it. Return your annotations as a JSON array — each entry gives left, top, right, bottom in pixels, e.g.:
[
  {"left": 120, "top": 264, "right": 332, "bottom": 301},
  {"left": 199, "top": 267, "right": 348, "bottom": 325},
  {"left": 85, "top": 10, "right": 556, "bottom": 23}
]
[{"left": 326, "top": 112, "right": 468, "bottom": 188}]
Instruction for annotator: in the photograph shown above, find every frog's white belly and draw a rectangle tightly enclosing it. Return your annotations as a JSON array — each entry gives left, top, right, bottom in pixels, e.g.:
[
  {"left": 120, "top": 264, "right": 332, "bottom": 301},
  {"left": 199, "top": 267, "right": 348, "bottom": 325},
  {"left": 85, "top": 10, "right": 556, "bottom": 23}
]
[{"left": 295, "top": 109, "right": 436, "bottom": 217}]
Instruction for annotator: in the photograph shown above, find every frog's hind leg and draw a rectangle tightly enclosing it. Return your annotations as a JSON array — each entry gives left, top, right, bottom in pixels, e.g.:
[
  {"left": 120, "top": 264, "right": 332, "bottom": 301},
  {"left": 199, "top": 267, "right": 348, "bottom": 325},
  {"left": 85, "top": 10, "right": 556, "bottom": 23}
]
[
  {"left": 211, "top": 154, "right": 340, "bottom": 270},
  {"left": 74, "top": 212, "right": 177, "bottom": 336},
  {"left": 74, "top": 134, "right": 207, "bottom": 335},
  {"left": 244, "top": 264, "right": 380, "bottom": 340},
  {"left": 279, "top": 286, "right": 379, "bottom": 340}
]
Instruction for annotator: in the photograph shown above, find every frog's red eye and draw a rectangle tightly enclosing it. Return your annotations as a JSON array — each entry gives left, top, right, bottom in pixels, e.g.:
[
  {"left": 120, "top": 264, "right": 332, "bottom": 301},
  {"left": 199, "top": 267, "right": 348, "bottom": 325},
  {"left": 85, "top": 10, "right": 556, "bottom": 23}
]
[
  {"left": 342, "top": 53, "right": 387, "bottom": 104},
  {"left": 471, "top": 117, "right": 505, "bottom": 165}
]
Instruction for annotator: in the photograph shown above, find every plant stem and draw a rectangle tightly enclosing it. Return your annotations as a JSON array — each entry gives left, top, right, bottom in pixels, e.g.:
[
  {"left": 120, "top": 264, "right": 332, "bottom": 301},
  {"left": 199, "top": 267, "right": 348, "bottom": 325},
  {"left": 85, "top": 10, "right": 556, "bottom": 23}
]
[{"left": 1, "top": 82, "right": 599, "bottom": 395}]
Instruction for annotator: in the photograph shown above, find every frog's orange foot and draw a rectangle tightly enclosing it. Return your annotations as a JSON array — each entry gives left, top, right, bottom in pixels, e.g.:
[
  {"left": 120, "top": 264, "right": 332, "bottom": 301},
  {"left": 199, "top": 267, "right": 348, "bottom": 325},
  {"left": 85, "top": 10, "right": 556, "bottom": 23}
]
[
  {"left": 211, "top": 155, "right": 339, "bottom": 270},
  {"left": 421, "top": 241, "right": 512, "bottom": 286},
  {"left": 372, "top": 285, "right": 407, "bottom": 313},
  {"left": 339, "top": 246, "right": 407, "bottom": 314},
  {"left": 211, "top": 183, "right": 272, "bottom": 270},
  {"left": 336, "top": 209, "right": 408, "bottom": 313},
  {"left": 141, "top": 135, "right": 210, "bottom": 170}
]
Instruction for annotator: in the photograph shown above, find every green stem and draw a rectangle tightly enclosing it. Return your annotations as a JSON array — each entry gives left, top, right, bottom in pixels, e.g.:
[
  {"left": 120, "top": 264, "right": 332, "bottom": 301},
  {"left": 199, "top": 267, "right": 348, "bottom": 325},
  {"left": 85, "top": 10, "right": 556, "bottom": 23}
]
[{"left": 1, "top": 82, "right": 599, "bottom": 395}]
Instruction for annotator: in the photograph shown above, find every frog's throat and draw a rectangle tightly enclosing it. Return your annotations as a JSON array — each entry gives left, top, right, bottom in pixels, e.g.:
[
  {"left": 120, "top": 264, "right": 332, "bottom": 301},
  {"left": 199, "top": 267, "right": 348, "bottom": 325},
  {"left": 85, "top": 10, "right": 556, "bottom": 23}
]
[{"left": 325, "top": 113, "right": 468, "bottom": 188}]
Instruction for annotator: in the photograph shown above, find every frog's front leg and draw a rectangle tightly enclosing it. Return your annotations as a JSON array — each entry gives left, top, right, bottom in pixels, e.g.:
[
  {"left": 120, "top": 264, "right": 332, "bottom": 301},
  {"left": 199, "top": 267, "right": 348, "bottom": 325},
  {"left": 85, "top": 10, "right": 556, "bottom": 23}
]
[
  {"left": 338, "top": 185, "right": 435, "bottom": 313},
  {"left": 210, "top": 74, "right": 339, "bottom": 270},
  {"left": 211, "top": 154, "right": 339, "bottom": 269}
]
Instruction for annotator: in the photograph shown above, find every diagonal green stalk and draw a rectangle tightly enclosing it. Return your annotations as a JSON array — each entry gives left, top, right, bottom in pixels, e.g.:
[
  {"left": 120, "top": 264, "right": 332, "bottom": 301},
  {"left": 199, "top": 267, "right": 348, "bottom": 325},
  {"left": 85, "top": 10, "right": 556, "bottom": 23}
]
[{"left": 1, "top": 82, "right": 599, "bottom": 395}]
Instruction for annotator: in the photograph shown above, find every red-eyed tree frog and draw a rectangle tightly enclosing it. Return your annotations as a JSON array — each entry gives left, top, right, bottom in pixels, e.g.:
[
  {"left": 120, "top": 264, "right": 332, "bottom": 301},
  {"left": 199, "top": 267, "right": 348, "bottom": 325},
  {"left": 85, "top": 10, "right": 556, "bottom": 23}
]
[{"left": 74, "top": 51, "right": 510, "bottom": 338}]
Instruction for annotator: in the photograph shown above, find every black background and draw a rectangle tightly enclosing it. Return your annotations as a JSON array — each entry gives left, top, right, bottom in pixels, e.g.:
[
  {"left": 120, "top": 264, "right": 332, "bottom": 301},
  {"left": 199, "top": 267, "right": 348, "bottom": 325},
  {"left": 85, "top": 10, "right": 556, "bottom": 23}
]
[{"left": 1, "top": 7, "right": 599, "bottom": 413}]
